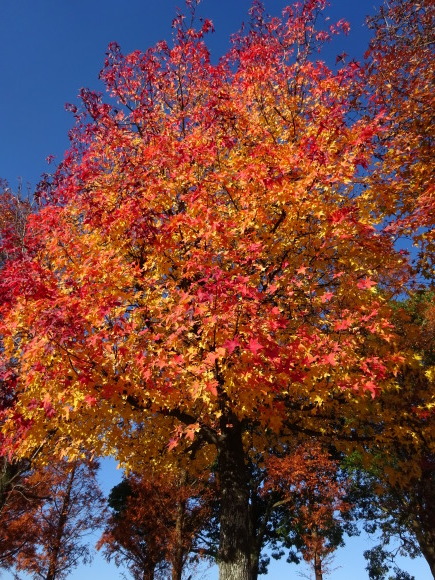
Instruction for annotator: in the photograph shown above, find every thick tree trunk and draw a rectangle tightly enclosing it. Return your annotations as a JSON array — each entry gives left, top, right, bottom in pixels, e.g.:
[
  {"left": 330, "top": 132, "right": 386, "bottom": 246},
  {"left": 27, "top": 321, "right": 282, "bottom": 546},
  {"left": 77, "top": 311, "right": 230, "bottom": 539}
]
[
  {"left": 142, "top": 565, "right": 155, "bottom": 580},
  {"left": 414, "top": 528, "right": 435, "bottom": 578},
  {"left": 0, "top": 458, "right": 29, "bottom": 512},
  {"left": 217, "top": 419, "right": 254, "bottom": 580},
  {"left": 409, "top": 477, "right": 435, "bottom": 579}
]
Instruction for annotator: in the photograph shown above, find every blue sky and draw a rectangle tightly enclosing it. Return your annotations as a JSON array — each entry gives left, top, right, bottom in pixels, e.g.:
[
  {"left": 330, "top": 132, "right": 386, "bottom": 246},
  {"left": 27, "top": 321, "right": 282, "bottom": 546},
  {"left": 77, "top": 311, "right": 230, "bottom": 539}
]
[
  {"left": 1, "top": 0, "right": 373, "bottom": 191},
  {"left": 0, "top": 1, "right": 432, "bottom": 579}
]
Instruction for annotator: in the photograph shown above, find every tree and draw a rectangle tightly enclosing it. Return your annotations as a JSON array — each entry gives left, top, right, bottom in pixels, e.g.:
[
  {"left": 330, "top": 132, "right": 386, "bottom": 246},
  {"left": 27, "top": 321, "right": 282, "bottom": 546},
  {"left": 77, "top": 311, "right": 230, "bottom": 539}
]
[
  {"left": 0, "top": 181, "right": 35, "bottom": 458},
  {"left": 0, "top": 182, "right": 46, "bottom": 572},
  {"left": 0, "top": 185, "right": 107, "bottom": 578},
  {"left": 98, "top": 469, "right": 213, "bottom": 580},
  {"left": 5, "top": 458, "right": 106, "bottom": 580},
  {"left": 0, "top": 461, "right": 42, "bottom": 573},
  {"left": 347, "top": 291, "right": 435, "bottom": 578},
  {"left": 0, "top": 179, "right": 32, "bottom": 267},
  {"left": 349, "top": 1, "right": 435, "bottom": 573},
  {"left": 365, "top": 0, "right": 435, "bottom": 280},
  {"left": 262, "top": 442, "right": 352, "bottom": 580},
  {"left": 0, "top": 2, "right": 410, "bottom": 579}
]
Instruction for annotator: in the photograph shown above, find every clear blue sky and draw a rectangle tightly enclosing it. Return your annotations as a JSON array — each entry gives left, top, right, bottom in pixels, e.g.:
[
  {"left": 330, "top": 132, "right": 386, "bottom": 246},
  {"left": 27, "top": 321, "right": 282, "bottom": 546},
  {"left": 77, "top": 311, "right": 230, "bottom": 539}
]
[
  {"left": 1, "top": 0, "right": 374, "bottom": 191},
  {"left": 0, "top": 1, "right": 432, "bottom": 579}
]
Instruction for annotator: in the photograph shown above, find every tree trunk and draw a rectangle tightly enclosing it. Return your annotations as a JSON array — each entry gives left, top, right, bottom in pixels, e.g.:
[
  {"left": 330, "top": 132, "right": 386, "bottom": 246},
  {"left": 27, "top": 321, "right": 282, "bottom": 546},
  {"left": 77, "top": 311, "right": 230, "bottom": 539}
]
[
  {"left": 314, "top": 550, "right": 323, "bottom": 580},
  {"left": 171, "top": 488, "right": 185, "bottom": 580},
  {"left": 247, "top": 502, "right": 261, "bottom": 580},
  {"left": 217, "top": 419, "right": 253, "bottom": 580},
  {"left": 311, "top": 529, "right": 323, "bottom": 580},
  {"left": 410, "top": 477, "right": 435, "bottom": 579},
  {"left": 45, "top": 463, "right": 77, "bottom": 580},
  {"left": 249, "top": 555, "right": 259, "bottom": 580},
  {"left": 414, "top": 528, "right": 435, "bottom": 578},
  {"left": 142, "top": 564, "right": 155, "bottom": 580}
]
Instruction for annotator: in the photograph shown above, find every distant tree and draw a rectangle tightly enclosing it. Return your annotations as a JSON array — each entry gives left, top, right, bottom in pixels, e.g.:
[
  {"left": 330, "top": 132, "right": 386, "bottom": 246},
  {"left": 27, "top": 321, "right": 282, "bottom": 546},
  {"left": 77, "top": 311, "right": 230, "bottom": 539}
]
[
  {"left": 6, "top": 458, "right": 106, "bottom": 580},
  {"left": 366, "top": 0, "right": 435, "bottom": 280},
  {"left": 346, "top": 291, "right": 435, "bottom": 579},
  {"left": 362, "top": 544, "right": 415, "bottom": 580},
  {"left": 0, "top": 179, "right": 32, "bottom": 267},
  {"left": 340, "top": 0, "right": 435, "bottom": 541},
  {"left": 98, "top": 469, "right": 213, "bottom": 580},
  {"left": 262, "top": 442, "right": 352, "bottom": 580}
]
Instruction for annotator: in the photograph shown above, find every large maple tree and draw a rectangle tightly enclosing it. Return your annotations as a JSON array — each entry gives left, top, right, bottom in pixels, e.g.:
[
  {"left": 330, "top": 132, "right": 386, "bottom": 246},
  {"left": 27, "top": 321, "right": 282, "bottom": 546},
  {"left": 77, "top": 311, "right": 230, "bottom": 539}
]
[{"left": 0, "top": 2, "right": 412, "bottom": 578}]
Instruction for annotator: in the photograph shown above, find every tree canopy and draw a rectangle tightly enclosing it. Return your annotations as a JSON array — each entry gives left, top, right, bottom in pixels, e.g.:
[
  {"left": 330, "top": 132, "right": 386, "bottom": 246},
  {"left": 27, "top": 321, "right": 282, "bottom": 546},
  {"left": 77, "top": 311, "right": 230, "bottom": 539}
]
[{"left": 0, "top": 1, "right": 433, "bottom": 579}]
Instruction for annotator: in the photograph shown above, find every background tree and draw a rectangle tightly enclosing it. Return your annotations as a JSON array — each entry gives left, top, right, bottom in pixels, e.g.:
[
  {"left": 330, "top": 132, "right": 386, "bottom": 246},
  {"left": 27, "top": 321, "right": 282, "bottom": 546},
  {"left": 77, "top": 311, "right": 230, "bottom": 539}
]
[
  {"left": 0, "top": 2, "right": 411, "bottom": 579},
  {"left": 262, "top": 442, "right": 352, "bottom": 580},
  {"left": 347, "top": 291, "right": 435, "bottom": 578},
  {"left": 98, "top": 469, "right": 213, "bottom": 580},
  {"left": 8, "top": 458, "right": 105, "bottom": 580},
  {"left": 354, "top": 0, "right": 435, "bottom": 573},
  {"left": 366, "top": 0, "right": 435, "bottom": 280}
]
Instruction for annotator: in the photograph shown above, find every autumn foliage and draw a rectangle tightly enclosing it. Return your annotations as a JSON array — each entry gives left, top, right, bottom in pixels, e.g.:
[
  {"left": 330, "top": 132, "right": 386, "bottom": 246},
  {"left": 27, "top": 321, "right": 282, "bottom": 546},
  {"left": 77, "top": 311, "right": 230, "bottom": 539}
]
[
  {"left": 355, "top": 291, "right": 435, "bottom": 577},
  {"left": 99, "top": 469, "right": 213, "bottom": 580},
  {"left": 263, "top": 442, "right": 351, "bottom": 578},
  {"left": 0, "top": 458, "right": 105, "bottom": 579},
  {"left": 366, "top": 0, "right": 435, "bottom": 279},
  {"left": 0, "top": 0, "right": 431, "bottom": 578},
  {"left": 0, "top": 0, "right": 407, "bottom": 457}
]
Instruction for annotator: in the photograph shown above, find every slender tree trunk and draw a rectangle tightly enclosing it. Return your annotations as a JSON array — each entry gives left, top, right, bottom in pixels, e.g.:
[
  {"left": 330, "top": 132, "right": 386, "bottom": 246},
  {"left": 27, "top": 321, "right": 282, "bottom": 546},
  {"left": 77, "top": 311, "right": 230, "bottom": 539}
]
[
  {"left": 247, "top": 502, "right": 261, "bottom": 580},
  {"left": 45, "top": 463, "right": 76, "bottom": 580},
  {"left": 171, "top": 489, "right": 185, "bottom": 580},
  {"left": 249, "top": 554, "right": 259, "bottom": 580},
  {"left": 217, "top": 419, "right": 253, "bottom": 580},
  {"left": 248, "top": 486, "right": 277, "bottom": 580},
  {"left": 311, "top": 530, "right": 323, "bottom": 580},
  {"left": 314, "top": 550, "right": 323, "bottom": 580}
]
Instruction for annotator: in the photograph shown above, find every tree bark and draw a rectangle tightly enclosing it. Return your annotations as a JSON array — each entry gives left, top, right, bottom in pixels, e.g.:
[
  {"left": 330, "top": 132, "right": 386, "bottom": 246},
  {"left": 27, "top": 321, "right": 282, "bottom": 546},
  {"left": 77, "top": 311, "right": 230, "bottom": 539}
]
[
  {"left": 217, "top": 418, "right": 254, "bottom": 580},
  {"left": 171, "top": 489, "right": 185, "bottom": 580},
  {"left": 249, "top": 555, "right": 259, "bottom": 580},
  {"left": 142, "top": 564, "right": 155, "bottom": 580},
  {"left": 314, "top": 550, "right": 323, "bottom": 580},
  {"left": 414, "top": 527, "right": 435, "bottom": 578},
  {"left": 45, "top": 463, "right": 76, "bottom": 580},
  {"left": 409, "top": 474, "right": 435, "bottom": 579}
]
